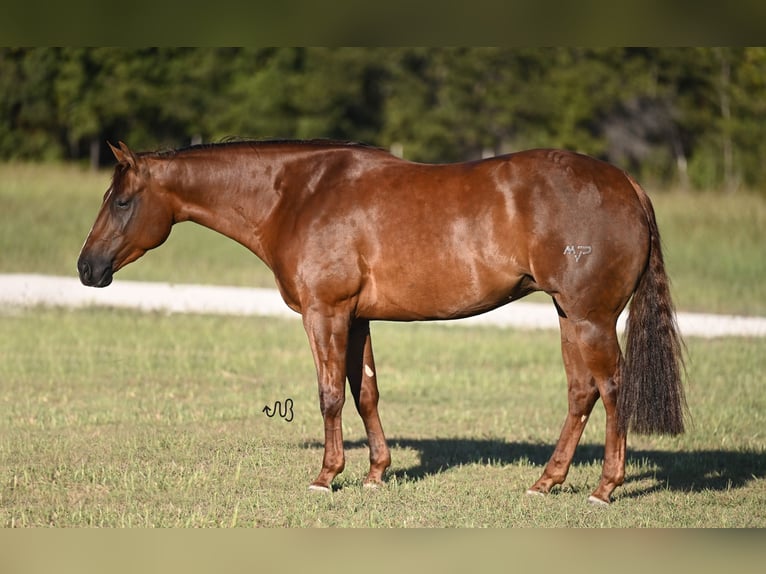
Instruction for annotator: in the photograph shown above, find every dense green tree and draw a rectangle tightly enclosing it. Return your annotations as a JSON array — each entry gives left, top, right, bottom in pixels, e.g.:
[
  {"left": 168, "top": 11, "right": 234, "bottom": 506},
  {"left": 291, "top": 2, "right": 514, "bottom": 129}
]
[
  {"left": 1, "top": 47, "right": 764, "bottom": 191},
  {"left": 0, "top": 48, "right": 61, "bottom": 159}
]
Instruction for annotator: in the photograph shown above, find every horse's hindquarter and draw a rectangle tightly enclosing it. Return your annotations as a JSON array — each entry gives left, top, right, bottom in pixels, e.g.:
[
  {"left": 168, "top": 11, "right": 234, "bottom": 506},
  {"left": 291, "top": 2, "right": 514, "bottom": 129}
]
[{"left": 508, "top": 150, "right": 650, "bottom": 321}]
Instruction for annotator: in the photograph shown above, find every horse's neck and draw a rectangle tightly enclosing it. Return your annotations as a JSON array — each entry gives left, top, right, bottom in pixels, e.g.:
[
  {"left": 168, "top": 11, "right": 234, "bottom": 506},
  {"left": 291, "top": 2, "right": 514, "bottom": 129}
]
[{"left": 156, "top": 154, "right": 280, "bottom": 267}]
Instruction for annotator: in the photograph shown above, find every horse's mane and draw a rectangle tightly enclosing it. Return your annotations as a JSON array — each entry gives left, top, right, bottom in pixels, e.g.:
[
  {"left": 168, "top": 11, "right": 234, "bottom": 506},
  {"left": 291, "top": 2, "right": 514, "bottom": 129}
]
[{"left": 142, "top": 137, "right": 384, "bottom": 158}]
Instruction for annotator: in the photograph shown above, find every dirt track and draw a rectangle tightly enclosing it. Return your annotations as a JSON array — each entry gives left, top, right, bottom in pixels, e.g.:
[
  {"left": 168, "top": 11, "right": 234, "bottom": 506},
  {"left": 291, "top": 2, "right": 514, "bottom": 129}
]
[{"left": 2, "top": 273, "right": 765, "bottom": 338}]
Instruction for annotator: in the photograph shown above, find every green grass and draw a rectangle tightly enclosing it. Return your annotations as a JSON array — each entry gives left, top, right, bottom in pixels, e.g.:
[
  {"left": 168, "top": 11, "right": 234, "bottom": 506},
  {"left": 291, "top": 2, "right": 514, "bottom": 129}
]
[
  {"left": 651, "top": 190, "right": 766, "bottom": 315},
  {"left": 1, "top": 162, "right": 765, "bottom": 314},
  {"left": 1, "top": 307, "right": 764, "bottom": 527}
]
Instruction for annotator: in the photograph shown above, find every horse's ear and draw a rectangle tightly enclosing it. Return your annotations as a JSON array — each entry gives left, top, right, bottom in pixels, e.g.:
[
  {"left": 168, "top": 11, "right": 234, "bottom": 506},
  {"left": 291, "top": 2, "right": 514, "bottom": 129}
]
[{"left": 108, "top": 141, "right": 137, "bottom": 168}]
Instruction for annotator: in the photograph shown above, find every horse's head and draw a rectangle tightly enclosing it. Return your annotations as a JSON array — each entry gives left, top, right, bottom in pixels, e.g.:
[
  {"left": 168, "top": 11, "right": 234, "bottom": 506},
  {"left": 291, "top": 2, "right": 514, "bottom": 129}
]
[{"left": 77, "top": 142, "right": 174, "bottom": 287}]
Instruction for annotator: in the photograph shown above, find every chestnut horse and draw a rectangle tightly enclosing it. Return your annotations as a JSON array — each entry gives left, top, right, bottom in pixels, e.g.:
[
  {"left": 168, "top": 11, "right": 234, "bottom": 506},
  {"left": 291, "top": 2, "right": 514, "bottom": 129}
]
[{"left": 78, "top": 140, "right": 686, "bottom": 505}]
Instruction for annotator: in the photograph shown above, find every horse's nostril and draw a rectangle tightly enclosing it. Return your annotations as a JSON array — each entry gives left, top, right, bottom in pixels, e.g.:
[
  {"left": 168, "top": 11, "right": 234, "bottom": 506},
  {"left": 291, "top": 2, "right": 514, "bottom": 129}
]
[{"left": 78, "top": 258, "right": 92, "bottom": 284}]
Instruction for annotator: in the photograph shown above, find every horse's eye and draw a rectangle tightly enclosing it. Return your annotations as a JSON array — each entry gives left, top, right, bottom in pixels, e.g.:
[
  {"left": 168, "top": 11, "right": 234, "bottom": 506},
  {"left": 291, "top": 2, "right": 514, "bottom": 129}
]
[{"left": 115, "top": 197, "right": 131, "bottom": 209}]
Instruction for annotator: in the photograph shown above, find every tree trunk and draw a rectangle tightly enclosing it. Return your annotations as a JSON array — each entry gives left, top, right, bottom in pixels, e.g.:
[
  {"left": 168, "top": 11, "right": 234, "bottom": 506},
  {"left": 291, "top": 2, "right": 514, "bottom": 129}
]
[{"left": 716, "top": 48, "right": 736, "bottom": 192}]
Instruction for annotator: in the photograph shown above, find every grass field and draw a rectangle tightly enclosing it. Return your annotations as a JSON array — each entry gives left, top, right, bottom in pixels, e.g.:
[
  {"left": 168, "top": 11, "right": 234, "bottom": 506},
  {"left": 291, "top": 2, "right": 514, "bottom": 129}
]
[
  {"left": 0, "top": 308, "right": 764, "bottom": 527},
  {"left": 1, "top": 162, "right": 765, "bottom": 527}
]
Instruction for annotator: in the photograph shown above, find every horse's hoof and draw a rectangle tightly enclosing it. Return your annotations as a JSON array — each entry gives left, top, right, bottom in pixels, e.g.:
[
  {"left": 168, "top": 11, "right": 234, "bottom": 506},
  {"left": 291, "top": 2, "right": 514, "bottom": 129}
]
[
  {"left": 308, "top": 484, "right": 331, "bottom": 493},
  {"left": 526, "top": 489, "right": 546, "bottom": 497},
  {"left": 587, "top": 495, "right": 610, "bottom": 507},
  {"left": 363, "top": 481, "right": 381, "bottom": 489}
]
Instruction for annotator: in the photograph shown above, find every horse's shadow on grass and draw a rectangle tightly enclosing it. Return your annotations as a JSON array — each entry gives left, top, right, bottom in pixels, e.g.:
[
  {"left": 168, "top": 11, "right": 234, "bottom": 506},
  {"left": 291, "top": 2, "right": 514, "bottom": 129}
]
[{"left": 306, "top": 438, "right": 765, "bottom": 497}]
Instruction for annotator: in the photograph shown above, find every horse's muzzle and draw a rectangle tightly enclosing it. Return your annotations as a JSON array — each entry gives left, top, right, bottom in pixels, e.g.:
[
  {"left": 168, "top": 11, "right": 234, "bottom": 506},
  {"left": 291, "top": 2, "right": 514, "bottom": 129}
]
[{"left": 77, "top": 255, "right": 113, "bottom": 287}]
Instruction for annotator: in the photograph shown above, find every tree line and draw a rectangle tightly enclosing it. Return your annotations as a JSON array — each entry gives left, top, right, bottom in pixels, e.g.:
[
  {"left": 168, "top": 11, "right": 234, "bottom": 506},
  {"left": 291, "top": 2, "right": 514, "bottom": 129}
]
[{"left": 2, "top": 47, "right": 765, "bottom": 191}]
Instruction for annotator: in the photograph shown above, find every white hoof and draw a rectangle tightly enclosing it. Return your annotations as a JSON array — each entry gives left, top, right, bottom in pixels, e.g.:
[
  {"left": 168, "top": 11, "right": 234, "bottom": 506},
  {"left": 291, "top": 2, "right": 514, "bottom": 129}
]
[
  {"left": 587, "top": 495, "right": 610, "bottom": 507},
  {"left": 526, "top": 489, "right": 546, "bottom": 497},
  {"left": 308, "top": 484, "right": 331, "bottom": 493}
]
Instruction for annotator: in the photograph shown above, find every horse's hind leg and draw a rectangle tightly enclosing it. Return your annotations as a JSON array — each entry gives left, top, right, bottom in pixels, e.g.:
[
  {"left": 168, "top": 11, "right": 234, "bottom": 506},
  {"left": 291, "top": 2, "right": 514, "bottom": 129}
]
[
  {"left": 346, "top": 319, "right": 391, "bottom": 486},
  {"left": 529, "top": 314, "right": 626, "bottom": 504},
  {"left": 527, "top": 316, "right": 600, "bottom": 497},
  {"left": 575, "top": 318, "right": 627, "bottom": 505}
]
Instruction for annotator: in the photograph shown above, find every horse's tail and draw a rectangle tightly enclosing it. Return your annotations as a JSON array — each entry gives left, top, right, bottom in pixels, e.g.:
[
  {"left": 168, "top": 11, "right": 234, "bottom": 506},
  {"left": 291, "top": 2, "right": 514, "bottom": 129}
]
[{"left": 618, "top": 175, "right": 687, "bottom": 436}]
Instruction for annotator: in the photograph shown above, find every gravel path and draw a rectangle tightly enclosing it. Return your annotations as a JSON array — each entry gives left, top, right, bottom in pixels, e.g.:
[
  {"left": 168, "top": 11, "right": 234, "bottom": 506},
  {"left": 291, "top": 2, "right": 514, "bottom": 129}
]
[{"left": 2, "top": 273, "right": 765, "bottom": 338}]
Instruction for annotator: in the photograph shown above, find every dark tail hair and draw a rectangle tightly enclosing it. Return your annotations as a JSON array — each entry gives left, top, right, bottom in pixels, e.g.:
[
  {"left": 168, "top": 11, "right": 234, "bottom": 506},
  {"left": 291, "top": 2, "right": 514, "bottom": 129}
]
[{"left": 618, "top": 176, "right": 687, "bottom": 436}]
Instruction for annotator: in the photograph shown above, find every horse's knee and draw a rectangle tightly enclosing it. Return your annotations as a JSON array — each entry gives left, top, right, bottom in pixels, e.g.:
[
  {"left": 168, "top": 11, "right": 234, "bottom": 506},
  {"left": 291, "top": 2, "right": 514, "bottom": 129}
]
[
  {"left": 319, "top": 386, "right": 345, "bottom": 416},
  {"left": 357, "top": 386, "right": 380, "bottom": 416}
]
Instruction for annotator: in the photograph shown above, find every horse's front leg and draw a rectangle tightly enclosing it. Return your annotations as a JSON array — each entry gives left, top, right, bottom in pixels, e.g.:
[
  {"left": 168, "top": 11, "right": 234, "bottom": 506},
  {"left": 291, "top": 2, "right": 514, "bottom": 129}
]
[{"left": 303, "top": 306, "right": 351, "bottom": 491}]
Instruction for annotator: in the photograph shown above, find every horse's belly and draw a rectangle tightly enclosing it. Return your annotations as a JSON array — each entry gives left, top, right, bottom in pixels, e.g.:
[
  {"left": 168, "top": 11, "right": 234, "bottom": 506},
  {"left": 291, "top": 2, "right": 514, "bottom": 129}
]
[{"left": 357, "top": 265, "right": 527, "bottom": 321}]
